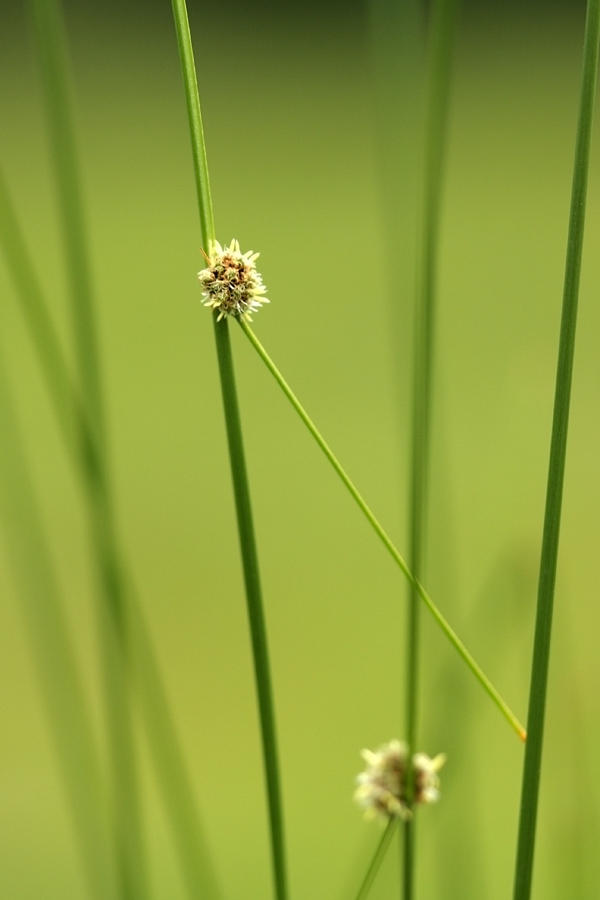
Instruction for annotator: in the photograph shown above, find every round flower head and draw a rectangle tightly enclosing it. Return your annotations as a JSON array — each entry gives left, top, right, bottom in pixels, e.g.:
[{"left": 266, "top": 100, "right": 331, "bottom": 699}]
[
  {"left": 354, "top": 740, "right": 409, "bottom": 821},
  {"left": 354, "top": 739, "right": 446, "bottom": 822},
  {"left": 198, "top": 239, "right": 268, "bottom": 322}
]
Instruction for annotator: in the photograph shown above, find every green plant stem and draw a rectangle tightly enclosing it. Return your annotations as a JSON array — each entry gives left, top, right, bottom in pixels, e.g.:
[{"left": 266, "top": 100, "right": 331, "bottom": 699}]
[
  {"left": 401, "top": 823, "right": 416, "bottom": 900},
  {"left": 213, "top": 318, "right": 288, "bottom": 900},
  {"left": 406, "top": 0, "right": 459, "bottom": 767},
  {"left": 170, "top": 0, "right": 215, "bottom": 244},
  {"left": 353, "top": 819, "right": 398, "bottom": 900},
  {"left": 27, "top": 1, "right": 146, "bottom": 896},
  {"left": 403, "top": 0, "right": 460, "bottom": 896},
  {"left": 512, "top": 2, "right": 600, "bottom": 899},
  {"left": 240, "top": 319, "right": 526, "bottom": 740},
  {"left": 169, "top": 4, "right": 288, "bottom": 899},
  {"left": 0, "top": 163, "right": 222, "bottom": 900},
  {"left": 0, "top": 356, "right": 114, "bottom": 900}
]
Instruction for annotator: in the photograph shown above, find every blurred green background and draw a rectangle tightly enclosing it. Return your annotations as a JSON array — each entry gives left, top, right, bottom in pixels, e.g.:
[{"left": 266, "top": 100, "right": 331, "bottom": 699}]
[{"left": 1, "top": 0, "right": 599, "bottom": 898}]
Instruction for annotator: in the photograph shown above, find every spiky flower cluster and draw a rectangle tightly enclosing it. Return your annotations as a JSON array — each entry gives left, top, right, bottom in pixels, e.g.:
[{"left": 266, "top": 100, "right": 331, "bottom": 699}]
[
  {"left": 354, "top": 739, "right": 446, "bottom": 822},
  {"left": 198, "top": 239, "right": 268, "bottom": 322}
]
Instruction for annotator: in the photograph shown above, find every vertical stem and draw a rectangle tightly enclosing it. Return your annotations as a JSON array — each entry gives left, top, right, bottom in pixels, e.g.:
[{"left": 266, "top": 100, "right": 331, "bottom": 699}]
[
  {"left": 213, "top": 319, "right": 288, "bottom": 900},
  {"left": 170, "top": 0, "right": 215, "bottom": 247},
  {"left": 403, "top": 0, "right": 459, "bottom": 896},
  {"left": 169, "top": 3, "right": 287, "bottom": 898},
  {"left": 27, "top": 1, "right": 147, "bottom": 897},
  {"left": 512, "top": 3, "right": 600, "bottom": 899}
]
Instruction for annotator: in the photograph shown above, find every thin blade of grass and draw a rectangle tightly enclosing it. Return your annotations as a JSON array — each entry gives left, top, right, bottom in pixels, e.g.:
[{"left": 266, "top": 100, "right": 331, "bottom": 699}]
[
  {"left": 0, "top": 167, "right": 222, "bottom": 900},
  {"left": 240, "top": 319, "right": 526, "bottom": 741},
  {"left": 0, "top": 353, "right": 115, "bottom": 900},
  {"left": 367, "top": 0, "right": 426, "bottom": 891},
  {"left": 169, "top": 3, "right": 288, "bottom": 899},
  {"left": 403, "top": 0, "right": 460, "bottom": 895},
  {"left": 512, "top": 2, "right": 600, "bottom": 898},
  {"left": 212, "top": 317, "right": 288, "bottom": 900},
  {"left": 170, "top": 0, "right": 215, "bottom": 245},
  {"left": 26, "top": 1, "right": 146, "bottom": 895}
]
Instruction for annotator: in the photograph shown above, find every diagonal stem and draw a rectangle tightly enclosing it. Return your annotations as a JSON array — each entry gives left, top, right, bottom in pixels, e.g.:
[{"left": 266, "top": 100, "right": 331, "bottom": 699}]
[
  {"left": 353, "top": 819, "right": 399, "bottom": 900},
  {"left": 240, "top": 319, "right": 526, "bottom": 741}
]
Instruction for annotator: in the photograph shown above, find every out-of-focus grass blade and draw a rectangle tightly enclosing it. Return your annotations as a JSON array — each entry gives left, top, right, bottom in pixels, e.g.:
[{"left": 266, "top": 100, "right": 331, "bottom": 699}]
[
  {"left": 402, "top": 0, "right": 461, "bottom": 895},
  {"left": 25, "top": 0, "right": 145, "bottom": 893},
  {"left": 0, "top": 163, "right": 223, "bottom": 900},
  {"left": 0, "top": 353, "right": 115, "bottom": 900}
]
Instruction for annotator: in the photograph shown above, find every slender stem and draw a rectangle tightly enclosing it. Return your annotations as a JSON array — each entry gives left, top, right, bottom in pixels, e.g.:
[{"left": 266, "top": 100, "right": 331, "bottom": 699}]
[
  {"left": 170, "top": 0, "right": 215, "bottom": 248},
  {"left": 0, "top": 356, "right": 114, "bottom": 900},
  {"left": 213, "top": 318, "right": 288, "bottom": 900},
  {"left": 353, "top": 819, "right": 399, "bottom": 900},
  {"left": 512, "top": 3, "right": 600, "bottom": 899},
  {"left": 403, "top": 0, "right": 460, "bottom": 895},
  {"left": 27, "top": 1, "right": 146, "bottom": 896},
  {"left": 401, "top": 823, "right": 416, "bottom": 900},
  {"left": 169, "top": 4, "right": 288, "bottom": 899},
  {"left": 406, "top": 0, "right": 459, "bottom": 768},
  {"left": 240, "top": 319, "right": 526, "bottom": 740}
]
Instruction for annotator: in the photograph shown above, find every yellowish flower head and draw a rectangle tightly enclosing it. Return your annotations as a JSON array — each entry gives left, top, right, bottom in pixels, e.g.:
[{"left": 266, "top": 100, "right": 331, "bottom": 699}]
[
  {"left": 198, "top": 239, "right": 269, "bottom": 322},
  {"left": 354, "top": 739, "right": 446, "bottom": 822}
]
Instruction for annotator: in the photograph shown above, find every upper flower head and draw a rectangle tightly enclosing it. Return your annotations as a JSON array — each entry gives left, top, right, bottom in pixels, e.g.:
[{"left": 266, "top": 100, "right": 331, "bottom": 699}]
[
  {"left": 354, "top": 739, "right": 446, "bottom": 822},
  {"left": 198, "top": 239, "right": 269, "bottom": 322}
]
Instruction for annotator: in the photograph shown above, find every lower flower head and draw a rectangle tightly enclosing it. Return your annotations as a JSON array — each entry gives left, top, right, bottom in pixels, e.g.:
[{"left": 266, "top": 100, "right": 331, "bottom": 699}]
[
  {"left": 354, "top": 739, "right": 446, "bottom": 822},
  {"left": 198, "top": 239, "right": 269, "bottom": 322}
]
